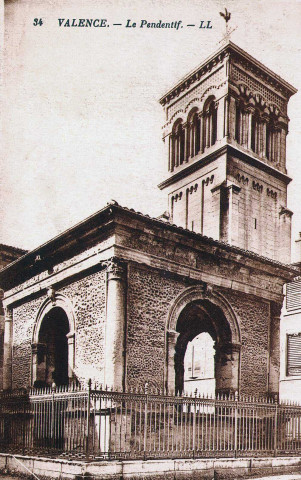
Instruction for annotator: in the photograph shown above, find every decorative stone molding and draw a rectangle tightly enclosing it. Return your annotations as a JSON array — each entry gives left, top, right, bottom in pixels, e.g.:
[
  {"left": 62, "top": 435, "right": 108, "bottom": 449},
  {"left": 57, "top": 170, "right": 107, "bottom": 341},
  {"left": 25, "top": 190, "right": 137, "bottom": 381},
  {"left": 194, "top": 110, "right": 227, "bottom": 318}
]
[
  {"left": 252, "top": 181, "right": 263, "bottom": 193},
  {"left": 32, "top": 293, "right": 76, "bottom": 345},
  {"left": 187, "top": 184, "right": 198, "bottom": 195},
  {"left": 47, "top": 286, "right": 56, "bottom": 305},
  {"left": 31, "top": 342, "right": 46, "bottom": 363},
  {"left": 167, "top": 285, "right": 241, "bottom": 345},
  {"left": 4, "top": 307, "right": 13, "bottom": 322},
  {"left": 173, "top": 192, "right": 183, "bottom": 202},
  {"left": 202, "top": 175, "right": 214, "bottom": 186},
  {"left": 279, "top": 206, "right": 293, "bottom": 218},
  {"left": 235, "top": 173, "right": 249, "bottom": 185},
  {"left": 267, "top": 188, "right": 277, "bottom": 199}
]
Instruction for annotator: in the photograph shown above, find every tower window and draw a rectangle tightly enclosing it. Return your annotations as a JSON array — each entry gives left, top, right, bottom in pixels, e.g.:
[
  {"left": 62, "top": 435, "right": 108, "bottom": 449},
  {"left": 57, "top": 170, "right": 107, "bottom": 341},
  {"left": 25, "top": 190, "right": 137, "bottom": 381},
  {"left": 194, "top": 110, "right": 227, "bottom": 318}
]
[{"left": 203, "top": 99, "right": 217, "bottom": 150}]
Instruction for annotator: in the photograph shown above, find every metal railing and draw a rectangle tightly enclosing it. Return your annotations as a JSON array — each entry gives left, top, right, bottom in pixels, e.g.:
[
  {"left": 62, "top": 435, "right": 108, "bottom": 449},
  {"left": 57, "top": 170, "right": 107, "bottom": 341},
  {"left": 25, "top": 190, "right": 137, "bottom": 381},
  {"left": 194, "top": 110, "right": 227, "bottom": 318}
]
[{"left": 1, "top": 383, "right": 301, "bottom": 461}]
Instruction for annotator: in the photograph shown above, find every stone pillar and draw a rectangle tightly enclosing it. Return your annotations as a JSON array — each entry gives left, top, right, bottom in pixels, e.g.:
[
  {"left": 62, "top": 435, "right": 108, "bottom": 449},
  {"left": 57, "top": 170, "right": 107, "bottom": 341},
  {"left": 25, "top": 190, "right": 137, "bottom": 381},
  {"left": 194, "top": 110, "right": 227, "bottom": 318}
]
[
  {"left": 228, "top": 96, "right": 236, "bottom": 141},
  {"left": 166, "top": 330, "right": 180, "bottom": 395},
  {"left": 183, "top": 122, "right": 189, "bottom": 162},
  {"left": 269, "top": 302, "right": 281, "bottom": 398},
  {"left": 247, "top": 109, "right": 253, "bottom": 150},
  {"left": 31, "top": 342, "right": 46, "bottom": 385},
  {"left": 199, "top": 113, "right": 204, "bottom": 153},
  {"left": 223, "top": 95, "right": 229, "bottom": 138},
  {"left": 216, "top": 96, "right": 225, "bottom": 141},
  {"left": 215, "top": 342, "right": 241, "bottom": 395},
  {"left": 67, "top": 331, "right": 75, "bottom": 379},
  {"left": 227, "top": 184, "right": 241, "bottom": 246},
  {"left": 105, "top": 258, "right": 127, "bottom": 391},
  {"left": 3, "top": 308, "right": 13, "bottom": 390},
  {"left": 168, "top": 134, "right": 174, "bottom": 172},
  {"left": 261, "top": 121, "right": 267, "bottom": 157}
]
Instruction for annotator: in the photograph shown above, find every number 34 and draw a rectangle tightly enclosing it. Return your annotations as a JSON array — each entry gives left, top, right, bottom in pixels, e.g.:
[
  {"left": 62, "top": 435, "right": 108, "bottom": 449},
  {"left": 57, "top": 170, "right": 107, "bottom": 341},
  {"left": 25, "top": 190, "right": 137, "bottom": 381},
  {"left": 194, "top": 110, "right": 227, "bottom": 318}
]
[{"left": 33, "top": 18, "right": 43, "bottom": 26}]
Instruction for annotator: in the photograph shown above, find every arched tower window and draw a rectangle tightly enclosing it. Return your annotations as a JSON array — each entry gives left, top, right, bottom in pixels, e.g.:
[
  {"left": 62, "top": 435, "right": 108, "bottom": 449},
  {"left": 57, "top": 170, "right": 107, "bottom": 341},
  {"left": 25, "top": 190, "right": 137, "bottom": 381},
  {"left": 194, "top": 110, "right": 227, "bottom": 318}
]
[
  {"left": 187, "top": 109, "right": 200, "bottom": 158},
  {"left": 203, "top": 99, "right": 217, "bottom": 150},
  {"left": 235, "top": 100, "right": 250, "bottom": 147},
  {"left": 251, "top": 111, "right": 265, "bottom": 156},
  {"left": 266, "top": 117, "right": 280, "bottom": 162},
  {"left": 171, "top": 120, "right": 185, "bottom": 168}
]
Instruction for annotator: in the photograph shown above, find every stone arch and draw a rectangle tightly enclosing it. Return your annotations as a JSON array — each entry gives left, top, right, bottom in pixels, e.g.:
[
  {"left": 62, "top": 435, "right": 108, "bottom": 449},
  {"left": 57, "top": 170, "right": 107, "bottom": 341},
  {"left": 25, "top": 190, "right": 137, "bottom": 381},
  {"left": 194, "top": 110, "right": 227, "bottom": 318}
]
[
  {"left": 31, "top": 290, "right": 76, "bottom": 387},
  {"left": 166, "top": 285, "right": 241, "bottom": 395}
]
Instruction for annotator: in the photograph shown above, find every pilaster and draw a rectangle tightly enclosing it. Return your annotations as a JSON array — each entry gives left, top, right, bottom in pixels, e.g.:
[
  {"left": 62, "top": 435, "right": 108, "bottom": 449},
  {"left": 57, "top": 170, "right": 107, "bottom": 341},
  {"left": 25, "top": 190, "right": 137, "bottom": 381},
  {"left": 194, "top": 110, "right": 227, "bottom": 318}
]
[
  {"left": 166, "top": 330, "right": 180, "bottom": 395},
  {"left": 269, "top": 302, "right": 282, "bottom": 398},
  {"left": 3, "top": 308, "right": 13, "bottom": 390},
  {"left": 104, "top": 257, "right": 127, "bottom": 391}
]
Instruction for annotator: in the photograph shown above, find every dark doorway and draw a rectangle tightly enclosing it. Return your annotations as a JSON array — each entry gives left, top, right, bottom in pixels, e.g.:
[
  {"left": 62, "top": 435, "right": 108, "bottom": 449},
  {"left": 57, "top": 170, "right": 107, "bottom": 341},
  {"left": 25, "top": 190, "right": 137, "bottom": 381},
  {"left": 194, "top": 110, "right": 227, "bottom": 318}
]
[{"left": 38, "top": 307, "right": 70, "bottom": 386}]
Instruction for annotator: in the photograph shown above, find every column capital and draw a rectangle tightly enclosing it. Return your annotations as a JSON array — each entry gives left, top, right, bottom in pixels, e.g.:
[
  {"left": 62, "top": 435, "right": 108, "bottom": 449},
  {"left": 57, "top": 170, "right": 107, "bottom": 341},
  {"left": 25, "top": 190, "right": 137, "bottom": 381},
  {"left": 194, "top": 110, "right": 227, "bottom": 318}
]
[
  {"left": 4, "top": 307, "right": 13, "bottom": 322},
  {"left": 66, "top": 331, "right": 76, "bottom": 344},
  {"left": 215, "top": 341, "right": 241, "bottom": 356},
  {"left": 167, "top": 330, "right": 180, "bottom": 343},
  {"left": 271, "top": 301, "right": 282, "bottom": 320},
  {"left": 103, "top": 257, "right": 127, "bottom": 280}
]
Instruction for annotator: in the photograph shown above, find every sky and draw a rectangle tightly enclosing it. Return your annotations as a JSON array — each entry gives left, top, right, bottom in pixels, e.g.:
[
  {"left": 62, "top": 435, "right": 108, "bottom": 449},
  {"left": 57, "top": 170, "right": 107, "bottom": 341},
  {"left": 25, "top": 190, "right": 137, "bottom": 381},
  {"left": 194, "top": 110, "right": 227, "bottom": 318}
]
[{"left": 1, "top": 0, "right": 301, "bottom": 260}]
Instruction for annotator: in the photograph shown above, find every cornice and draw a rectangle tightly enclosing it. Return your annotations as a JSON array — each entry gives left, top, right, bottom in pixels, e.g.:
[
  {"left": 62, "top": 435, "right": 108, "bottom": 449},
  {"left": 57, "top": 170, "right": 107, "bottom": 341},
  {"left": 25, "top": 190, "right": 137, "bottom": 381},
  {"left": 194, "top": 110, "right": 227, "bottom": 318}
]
[
  {"left": 158, "top": 144, "right": 291, "bottom": 190},
  {"left": 0, "top": 199, "right": 297, "bottom": 293},
  {"left": 159, "top": 41, "right": 297, "bottom": 108}
]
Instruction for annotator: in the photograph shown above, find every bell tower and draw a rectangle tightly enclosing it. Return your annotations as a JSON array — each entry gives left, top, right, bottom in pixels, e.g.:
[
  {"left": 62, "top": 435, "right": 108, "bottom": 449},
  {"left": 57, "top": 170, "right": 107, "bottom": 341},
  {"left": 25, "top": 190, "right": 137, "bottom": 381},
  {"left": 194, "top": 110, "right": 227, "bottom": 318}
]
[{"left": 158, "top": 41, "right": 297, "bottom": 263}]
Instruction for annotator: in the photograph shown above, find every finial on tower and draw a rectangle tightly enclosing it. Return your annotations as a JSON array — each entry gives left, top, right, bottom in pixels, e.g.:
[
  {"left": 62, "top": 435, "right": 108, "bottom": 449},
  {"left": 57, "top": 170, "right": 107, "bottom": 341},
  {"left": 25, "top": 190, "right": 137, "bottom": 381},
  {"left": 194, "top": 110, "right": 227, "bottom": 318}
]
[
  {"left": 219, "top": 8, "right": 236, "bottom": 45},
  {"left": 219, "top": 8, "right": 231, "bottom": 25}
]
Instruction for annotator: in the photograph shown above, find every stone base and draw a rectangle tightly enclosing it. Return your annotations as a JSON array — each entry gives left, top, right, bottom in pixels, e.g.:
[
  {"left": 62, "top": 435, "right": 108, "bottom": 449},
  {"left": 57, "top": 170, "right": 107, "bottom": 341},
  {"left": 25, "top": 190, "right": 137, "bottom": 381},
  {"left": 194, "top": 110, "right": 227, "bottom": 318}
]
[{"left": 1, "top": 454, "right": 301, "bottom": 480}]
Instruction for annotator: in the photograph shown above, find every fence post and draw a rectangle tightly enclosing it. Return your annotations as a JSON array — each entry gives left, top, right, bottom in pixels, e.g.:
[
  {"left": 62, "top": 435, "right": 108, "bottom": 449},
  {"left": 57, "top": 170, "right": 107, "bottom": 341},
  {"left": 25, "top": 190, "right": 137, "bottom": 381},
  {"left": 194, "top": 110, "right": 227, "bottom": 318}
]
[
  {"left": 143, "top": 383, "right": 148, "bottom": 460},
  {"left": 22, "top": 400, "right": 26, "bottom": 455},
  {"left": 192, "top": 389, "right": 197, "bottom": 457},
  {"left": 274, "top": 394, "right": 278, "bottom": 457},
  {"left": 51, "top": 385, "right": 55, "bottom": 449},
  {"left": 234, "top": 391, "right": 238, "bottom": 458},
  {"left": 86, "top": 379, "right": 92, "bottom": 461}
]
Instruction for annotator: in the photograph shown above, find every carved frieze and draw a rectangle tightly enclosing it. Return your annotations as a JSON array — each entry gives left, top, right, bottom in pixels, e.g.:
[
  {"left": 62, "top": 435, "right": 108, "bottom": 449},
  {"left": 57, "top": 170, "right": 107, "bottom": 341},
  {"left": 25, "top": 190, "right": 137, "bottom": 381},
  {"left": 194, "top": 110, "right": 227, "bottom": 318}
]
[
  {"left": 202, "top": 175, "right": 214, "bottom": 186},
  {"left": 252, "top": 181, "right": 263, "bottom": 193},
  {"left": 267, "top": 188, "right": 277, "bottom": 200}
]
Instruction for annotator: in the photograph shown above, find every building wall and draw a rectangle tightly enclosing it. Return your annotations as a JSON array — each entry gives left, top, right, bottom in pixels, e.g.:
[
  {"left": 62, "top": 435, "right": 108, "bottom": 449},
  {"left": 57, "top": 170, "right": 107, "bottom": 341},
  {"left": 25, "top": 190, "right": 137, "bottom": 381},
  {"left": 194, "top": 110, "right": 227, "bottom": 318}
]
[
  {"left": 0, "top": 244, "right": 27, "bottom": 390},
  {"left": 227, "top": 156, "right": 290, "bottom": 262},
  {"left": 11, "top": 267, "right": 106, "bottom": 389},
  {"left": 126, "top": 262, "right": 272, "bottom": 396}
]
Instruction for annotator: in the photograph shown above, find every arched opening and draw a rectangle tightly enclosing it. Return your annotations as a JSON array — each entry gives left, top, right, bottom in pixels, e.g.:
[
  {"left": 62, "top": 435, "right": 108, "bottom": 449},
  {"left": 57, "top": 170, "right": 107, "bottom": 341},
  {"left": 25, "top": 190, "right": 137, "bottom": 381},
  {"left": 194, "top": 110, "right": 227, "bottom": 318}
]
[
  {"left": 202, "top": 98, "right": 217, "bottom": 150},
  {"left": 35, "top": 307, "right": 70, "bottom": 387},
  {"left": 173, "top": 299, "right": 239, "bottom": 396},
  {"left": 187, "top": 109, "right": 200, "bottom": 158},
  {"left": 171, "top": 120, "right": 185, "bottom": 169},
  {"left": 266, "top": 117, "right": 280, "bottom": 162}
]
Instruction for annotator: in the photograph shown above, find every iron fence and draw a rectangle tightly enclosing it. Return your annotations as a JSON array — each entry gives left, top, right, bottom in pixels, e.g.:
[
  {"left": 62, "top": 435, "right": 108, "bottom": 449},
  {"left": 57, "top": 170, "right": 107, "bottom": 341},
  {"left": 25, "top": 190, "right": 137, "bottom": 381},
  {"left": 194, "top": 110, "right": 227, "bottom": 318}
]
[{"left": 1, "top": 383, "right": 301, "bottom": 461}]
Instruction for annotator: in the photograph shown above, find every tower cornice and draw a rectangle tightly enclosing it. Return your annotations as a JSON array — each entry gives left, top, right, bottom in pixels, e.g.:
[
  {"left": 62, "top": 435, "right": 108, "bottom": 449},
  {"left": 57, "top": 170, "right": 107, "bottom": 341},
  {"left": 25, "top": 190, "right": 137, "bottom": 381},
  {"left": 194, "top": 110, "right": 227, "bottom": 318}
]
[
  {"left": 158, "top": 144, "right": 292, "bottom": 190},
  {"left": 159, "top": 41, "right": 297, "bottom": 107}
]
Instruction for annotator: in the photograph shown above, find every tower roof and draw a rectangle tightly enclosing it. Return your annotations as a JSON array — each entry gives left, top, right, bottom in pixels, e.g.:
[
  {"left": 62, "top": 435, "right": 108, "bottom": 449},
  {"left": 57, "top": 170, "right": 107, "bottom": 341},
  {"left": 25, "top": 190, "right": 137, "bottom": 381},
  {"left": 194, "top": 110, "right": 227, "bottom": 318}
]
[{"left": 159, "top": 41, "right": 297, "bottom": 107}]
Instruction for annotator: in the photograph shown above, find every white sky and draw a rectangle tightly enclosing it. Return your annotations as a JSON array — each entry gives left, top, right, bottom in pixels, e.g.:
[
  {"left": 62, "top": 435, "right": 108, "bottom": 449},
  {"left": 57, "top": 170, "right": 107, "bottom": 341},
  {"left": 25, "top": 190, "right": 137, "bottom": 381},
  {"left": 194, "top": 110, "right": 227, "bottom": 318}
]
[{"left": 1, "top": 0, "right": 301, "bottom": 261}]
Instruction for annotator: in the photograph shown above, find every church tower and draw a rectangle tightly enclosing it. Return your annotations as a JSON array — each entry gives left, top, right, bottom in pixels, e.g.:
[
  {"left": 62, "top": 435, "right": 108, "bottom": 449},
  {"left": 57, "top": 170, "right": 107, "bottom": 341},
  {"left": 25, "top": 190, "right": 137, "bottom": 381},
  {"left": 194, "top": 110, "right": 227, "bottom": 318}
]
[{"left": 159, "top": 41, "right": 297, "bottom": 263}]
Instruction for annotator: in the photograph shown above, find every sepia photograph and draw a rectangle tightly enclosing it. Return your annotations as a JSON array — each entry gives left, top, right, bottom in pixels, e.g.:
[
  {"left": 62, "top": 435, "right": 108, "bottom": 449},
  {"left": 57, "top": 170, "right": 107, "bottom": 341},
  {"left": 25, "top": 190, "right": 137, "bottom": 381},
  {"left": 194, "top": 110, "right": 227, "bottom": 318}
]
[{"left": 1, "top": 1, "right": 301, "bottom": 478}]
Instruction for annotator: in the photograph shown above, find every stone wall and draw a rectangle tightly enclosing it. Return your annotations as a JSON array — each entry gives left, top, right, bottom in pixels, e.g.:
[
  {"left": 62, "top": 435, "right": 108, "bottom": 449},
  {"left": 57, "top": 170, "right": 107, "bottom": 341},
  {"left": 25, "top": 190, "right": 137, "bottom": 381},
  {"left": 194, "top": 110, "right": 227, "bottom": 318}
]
[
  {"left": 126, "top": 264, "right": 187, "bottom": 390},
  {"left": 220, "top": 289, "right": 270, "bottom": 395},
  {"left": 11, "top": 267, "right": 106, "bottom": 389},
  {"left": 126, "top": 263, "right": 272, "bottom": 396}
]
